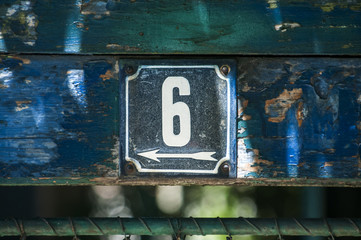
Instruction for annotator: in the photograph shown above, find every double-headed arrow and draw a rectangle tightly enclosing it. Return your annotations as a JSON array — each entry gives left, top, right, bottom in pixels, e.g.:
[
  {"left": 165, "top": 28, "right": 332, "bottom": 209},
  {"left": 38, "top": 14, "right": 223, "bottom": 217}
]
[{"left": 138, "top": 149, "right": 217, "bottom": 162}]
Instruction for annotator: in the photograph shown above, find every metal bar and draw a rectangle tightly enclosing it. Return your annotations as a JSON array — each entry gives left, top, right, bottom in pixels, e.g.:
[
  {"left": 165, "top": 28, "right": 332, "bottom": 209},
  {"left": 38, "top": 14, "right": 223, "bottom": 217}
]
[{"left": 0, "top": 218, "right": 361, "bottom": 237}]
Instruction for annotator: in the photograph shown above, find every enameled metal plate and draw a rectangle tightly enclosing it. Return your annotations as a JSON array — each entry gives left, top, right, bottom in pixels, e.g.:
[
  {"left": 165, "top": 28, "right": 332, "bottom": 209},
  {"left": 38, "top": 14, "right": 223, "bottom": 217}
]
[{"left": 120, "top": 60, "right": 236, "bottom": 177}]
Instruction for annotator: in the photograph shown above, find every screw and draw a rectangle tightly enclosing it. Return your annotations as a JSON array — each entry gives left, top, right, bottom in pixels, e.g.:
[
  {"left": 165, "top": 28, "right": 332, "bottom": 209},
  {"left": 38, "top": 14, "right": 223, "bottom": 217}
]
[
  {"left": 220, "top": 65, "right": 230, "bottom": 76},
  {"left": 124, "top": 162, "right": 136, "bottom": 175},
  {"left": 220, "top": 162, "right": 230, "bottom": 176},
  {"left": 125, "top": 66, "right": 135, "bottom": 75}
]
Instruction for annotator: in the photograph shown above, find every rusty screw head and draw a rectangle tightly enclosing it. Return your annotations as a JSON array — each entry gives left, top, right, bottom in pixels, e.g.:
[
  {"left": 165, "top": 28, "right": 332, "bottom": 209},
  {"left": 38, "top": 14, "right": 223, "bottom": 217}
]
[
  {"left": 124, "top": 162, "right": 136, "bottom": 175},
  {"left": 220, "top": 162, "right": 230, "bottom": 176},
  {"left": 220, "top": 65, "right": 230, "bottom": 76},
  {"left": 125, "top": 66, "right": 135, "bottom": 75}
]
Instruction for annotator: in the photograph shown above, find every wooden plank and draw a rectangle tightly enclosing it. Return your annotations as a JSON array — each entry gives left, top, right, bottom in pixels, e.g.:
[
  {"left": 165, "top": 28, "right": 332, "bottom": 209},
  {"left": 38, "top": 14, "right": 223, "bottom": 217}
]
[
  {"left": 237, "top": 57, "right": 361, "bottom": 179},
  {"left": 1, "top": 0, "right": 361, "bottom": 55},
  {"left": 1, "top": 55, "right": 361, "bottom": 186},
  {"left": 0, "top": 55, "right": 119, "bottom": 178}
]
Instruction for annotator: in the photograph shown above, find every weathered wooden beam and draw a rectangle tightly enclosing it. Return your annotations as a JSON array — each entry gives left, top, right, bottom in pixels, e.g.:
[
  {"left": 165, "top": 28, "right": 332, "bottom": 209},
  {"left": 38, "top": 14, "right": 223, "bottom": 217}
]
[
  {"left": 1, "top": 55, "right": 361, "bottom": 186},
  {"left": 0, "top": 55, "right": 119, "bottom": 179},
  {"left": 237, "top": 57, "right": 361, "bottom": 179},
  {"left": 1, "top": 0, "right": 361, "bottom": 55}
]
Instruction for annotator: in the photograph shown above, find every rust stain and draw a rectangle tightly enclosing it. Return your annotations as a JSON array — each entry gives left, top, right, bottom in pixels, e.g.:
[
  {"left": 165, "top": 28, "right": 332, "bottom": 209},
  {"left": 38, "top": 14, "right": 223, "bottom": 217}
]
[
  {"left": 239, "top": 163, "right": 261, "bottom": 174},
  {"left": 324, "top": 148, "right": 336, "bottom": 154},
  {"left": 0, "top": 84, "right": 8, "bottom": 89},
  {"left": 75, "top": 22, "right": 85, "bottom": 29},
  {"left": 15, "top": 100, "right": 31, "bottom": 111},
  {"left": 255, "top": 158, "right": 273, "bottom": 166},
  {"left": 16, "top": 100, "right": 31, "bottom": 105},
  {"left": 238, "top": 99, "right": 248, "bottom": 116},
  {"left": 252, "top": 149, "right": 273, "bottom": 166},
  {"left": 106, "top": 44, "right": 140, "bottom": 51},
  {"left": 9, "top": 56, "right": 31, "bottom": 64},
  {"left": 297, "top": 162, "right": 306, "bottom": 167},
  {"left": 265, "top": 88, "right": 303, "bottom": 123},
  {"left": 324, "top": 162, "right": 334, "bottom": 167},
  {"left": 81, "top": 0, "right": 110, "bottom": 19},
  {"left": 242, "top": 114, "right": 252, "bottom": 121},
  {"left": 99, "top": 69, "right": 113, "bottom": 81}
]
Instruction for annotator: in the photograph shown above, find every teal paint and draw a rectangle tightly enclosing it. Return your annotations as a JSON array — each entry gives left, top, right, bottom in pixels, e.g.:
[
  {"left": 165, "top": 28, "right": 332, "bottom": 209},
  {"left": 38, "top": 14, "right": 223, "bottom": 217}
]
[{"left": 0, "top": 0, "right": 361, "bottom": 54}]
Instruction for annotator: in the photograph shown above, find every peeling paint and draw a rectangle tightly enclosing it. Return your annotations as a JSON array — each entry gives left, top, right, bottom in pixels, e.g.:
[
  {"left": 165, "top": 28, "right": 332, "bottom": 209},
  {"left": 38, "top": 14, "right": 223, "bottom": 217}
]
[
  {"left": 106, "top": 44, "right": 141, "bottom": 51},
  {"left": 296, "top": 102, "right": 306, "bottom": 127},
  {"left": 2, "top": 1, "right": 38, "bottom": 46},
  {"left": 15, "top": 100, "right": 31, "bottom": 111},
  {"left": 99, "top": 69, "right": 114, "bottom": 81},
  {"left": 265, "top": 88, "right": 303, "bottom": 123},
  {"left": 237, "top": 138, "right": 257, "bottom": 177},
  {"left": 324, "top": 162, "right": 334, "bottom": 167},
  {"left": 237, "top": 139, "right": 274, "bottom": 178},
  {"left": 274, "top": 22, "right": 301, "bottom": 32},
  {"left": 238, "top": 98, "right": 252, "bottom": 121},
  {"left": 114, "top": 60, "right": 119, "bottom": 74},
  {"left": 111, "top": 136, "right": 119, "bottom": 162},
  {"left": 242, "top": 114, "right": 252, "bottom": 121},
  {"left": 237, "top": 98, "right": 248, "bottom": 117},
  {"left": 8, "top": 56, "right": 31, "bottom": 64},
  {"left": 314, "top": 2, "right": 361, "bottom": 12},
  {"left": 81, "top": 0, "right": 110, "bottom": 19},
  {"left": 267, "top": 0, "right": 279, "bottom": 9}
]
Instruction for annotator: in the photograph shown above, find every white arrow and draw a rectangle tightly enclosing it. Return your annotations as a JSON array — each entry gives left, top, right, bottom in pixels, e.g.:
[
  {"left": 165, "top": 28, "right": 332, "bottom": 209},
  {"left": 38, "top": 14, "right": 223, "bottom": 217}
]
[{"left": 138, "top": 149, "right": 217, "bottom": 162}]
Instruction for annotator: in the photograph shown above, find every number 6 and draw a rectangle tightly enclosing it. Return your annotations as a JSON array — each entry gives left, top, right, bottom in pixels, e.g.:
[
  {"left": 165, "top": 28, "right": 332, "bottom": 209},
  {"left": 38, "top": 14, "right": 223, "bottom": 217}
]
[{"left": 162, "top": 76, "right": 191, "bottom": 147}]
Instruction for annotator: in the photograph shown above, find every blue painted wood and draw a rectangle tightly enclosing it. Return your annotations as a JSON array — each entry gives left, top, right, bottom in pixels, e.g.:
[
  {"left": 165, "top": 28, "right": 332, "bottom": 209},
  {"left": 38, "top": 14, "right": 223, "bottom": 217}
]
[
  {"left": 1, "top": 55, "right": 361, "bottom": 185},
  {"left": 0, "top": 55, "right": 119, "bottom": 178},
  {"left": 237, "top": 57, "right": 361, "bottom": 179},
  {"left": 0, "top": 0, "right": 361, "bottom": 54}
]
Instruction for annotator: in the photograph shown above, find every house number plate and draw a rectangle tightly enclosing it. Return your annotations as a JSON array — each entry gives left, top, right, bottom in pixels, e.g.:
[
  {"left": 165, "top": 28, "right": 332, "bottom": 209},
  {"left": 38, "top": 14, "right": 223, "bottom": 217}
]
[{"left": 120, "top": 60, "right": 236, "bottom": 177}]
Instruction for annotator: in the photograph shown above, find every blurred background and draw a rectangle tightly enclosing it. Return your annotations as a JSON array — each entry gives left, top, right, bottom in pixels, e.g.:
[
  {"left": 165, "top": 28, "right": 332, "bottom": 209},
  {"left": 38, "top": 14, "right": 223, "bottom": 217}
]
[{"left": 1, "top": 186, "right": 361, "bottom": 240}]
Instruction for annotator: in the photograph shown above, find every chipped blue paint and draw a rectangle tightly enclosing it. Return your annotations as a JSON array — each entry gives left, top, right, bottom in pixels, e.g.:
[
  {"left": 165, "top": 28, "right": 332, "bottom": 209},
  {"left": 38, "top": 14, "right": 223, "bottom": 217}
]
[
  {"left": 237, "top": 58, "right": 361, "bottom": 179},
  {"left": 0, "top": 56, "right": 118, "bottom": 177},
  {"left": 0, "top": 55, "right": 361, "bottom": 184}
]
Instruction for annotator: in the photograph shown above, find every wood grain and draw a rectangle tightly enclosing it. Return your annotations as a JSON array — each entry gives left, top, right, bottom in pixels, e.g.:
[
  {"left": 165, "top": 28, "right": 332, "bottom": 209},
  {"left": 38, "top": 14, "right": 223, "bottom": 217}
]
[{"left": 0, "top": 0, "right": 361, "bottom": 55}]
